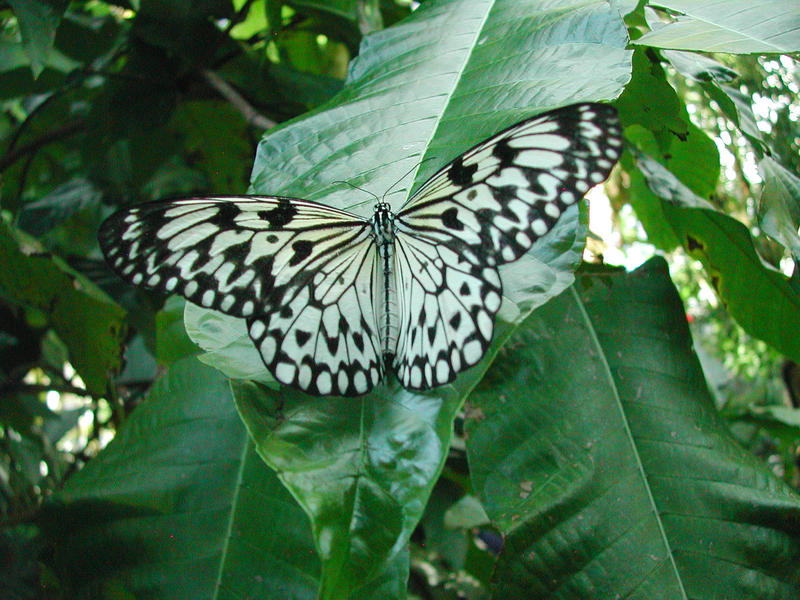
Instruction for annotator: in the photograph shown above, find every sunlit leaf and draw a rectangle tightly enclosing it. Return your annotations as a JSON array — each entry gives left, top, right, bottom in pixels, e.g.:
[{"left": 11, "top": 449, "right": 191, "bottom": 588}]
[
  {"left": 636, "top": 0, "right": 800, "bottom": 54},
  {"left": 759, "top": 157, "right": 800, "bottom": 259},
  {"left": 636, "top": 152, "right": 800, "bottom": 364}
]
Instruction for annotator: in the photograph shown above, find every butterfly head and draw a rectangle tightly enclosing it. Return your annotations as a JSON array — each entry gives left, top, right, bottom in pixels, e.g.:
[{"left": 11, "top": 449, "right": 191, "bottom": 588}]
[{"left": 371, "top": 202, "right": 395, "bottom": 244}]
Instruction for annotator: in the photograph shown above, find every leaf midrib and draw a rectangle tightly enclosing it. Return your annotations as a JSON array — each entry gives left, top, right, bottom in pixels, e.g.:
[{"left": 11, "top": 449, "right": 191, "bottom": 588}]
[
  {"left": 405, "top": 0, "right": 496, "bottom": 197},
  {"left": 570, "top": 285, "right": 689, "bottom": 599},
  {"left": 212, "top": 428, "right": 251, "bottom": 599}
]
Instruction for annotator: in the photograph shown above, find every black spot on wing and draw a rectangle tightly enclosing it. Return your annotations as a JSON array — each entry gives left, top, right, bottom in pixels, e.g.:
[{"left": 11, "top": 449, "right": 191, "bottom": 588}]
[
  {"left": 427, "top": 326, "right": 437, "bottom": 344},
  {"left": 326, "top": 335, "right": 340, "bottom": 354},
  {"left": 491, "top": 137, "right": 517, "bottom": 166},
  {"left": 353, "top": 332, "right": 365, "bottom": 353},
  {"left": 295, "top": 329, "right": 311, "bottom": 348},
  {"left": 289, "top": 239, "right": 313, "bottom": 265},
  {"left": 212, "top": 201, "right": 241, "bottom": 225},
  {"left": 441, "top": 207, "right": 464, "bottom": 231},
  {"left": 448, "top": 157, "right": 478, "bottom": 186},
  {"left": 259, "top": 198, "right": 298, "bottom": 228},
  {"left": 449, "top": 312, "right": 461, "bottom": 330}
]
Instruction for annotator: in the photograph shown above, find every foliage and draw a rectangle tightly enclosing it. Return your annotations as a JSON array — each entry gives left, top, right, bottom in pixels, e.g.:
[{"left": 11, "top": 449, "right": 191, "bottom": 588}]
[{"left": 1, "top": 0, "right": 799, "bottom": 599}]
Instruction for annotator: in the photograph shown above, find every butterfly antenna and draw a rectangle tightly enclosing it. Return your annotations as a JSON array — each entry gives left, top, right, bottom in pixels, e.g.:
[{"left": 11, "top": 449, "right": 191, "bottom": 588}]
[
  {"left": 332, "top": 180, "right": 380, "bottom": 205},
  {"left": 381, "top": 156, "right": 438, "bottom": 202}
]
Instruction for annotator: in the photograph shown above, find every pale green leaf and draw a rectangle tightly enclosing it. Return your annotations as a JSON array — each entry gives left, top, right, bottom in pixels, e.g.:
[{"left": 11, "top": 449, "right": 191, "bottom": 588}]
[
  {"left": 759, "top": 156, "right": 800, "bottom": 259},
  {"left": 636, "top": 0, "right": 800, "bottom": 54},
  {"left": 635, "top": 152, "right": 800, "bottom": 364}
]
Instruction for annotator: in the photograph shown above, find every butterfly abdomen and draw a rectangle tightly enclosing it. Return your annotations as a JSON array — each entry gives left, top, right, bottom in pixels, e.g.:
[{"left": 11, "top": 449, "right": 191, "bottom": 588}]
[{"left": 371, "top": 203, "right": 399, "bottom": 358}]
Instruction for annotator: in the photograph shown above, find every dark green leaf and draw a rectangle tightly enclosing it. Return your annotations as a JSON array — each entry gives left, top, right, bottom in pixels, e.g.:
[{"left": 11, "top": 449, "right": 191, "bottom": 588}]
[
  {"left": 155, "top": 296, "right": 199, "bottom": 364},
  {"left": 8, "top": 0, "right": 69, "bottom": 78},
  {"left": 40, "top": 359, "right": 320, "bottom": 600},
  {"left": 420, "top": 479, "right": 471, "bottom": 570},
  {"left": 466, "top": 258, "right": 800, "bottom": 598},
  {"left": 0, "top": 527, "right": 40, "bottom": 600},
  {"left": 0, "top": 221, "right": 126, "bottom": 395},
  {"left": 135, "top": 0, "right": 231, "bottom": 65},
  {"left": 17, "top": 177, "right": 102, "bottom": 236},
  {"left": 53, "top": 11, "right": 120, "bottom": 64},
  {"left": 616, "top": 49, "right": 688, "bottom": 145},
  {"left": 621, "top": 154, "right": 682, "bottom": 250},
  {"left": 167, "top": 101, "right": 252, "bottom": 192}
]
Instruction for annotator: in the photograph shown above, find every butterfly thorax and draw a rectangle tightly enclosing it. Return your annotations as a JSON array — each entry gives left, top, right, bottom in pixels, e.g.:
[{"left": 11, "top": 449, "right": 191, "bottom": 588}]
[{"left": 370, "top": 202, "right": 399, "bottom": 362}]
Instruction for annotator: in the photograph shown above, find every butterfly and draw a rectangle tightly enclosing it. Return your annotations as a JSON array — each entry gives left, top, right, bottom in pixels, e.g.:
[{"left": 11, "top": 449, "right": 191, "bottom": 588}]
[{"left": 99, "top": 103, "right": 622, "bottom": 396}]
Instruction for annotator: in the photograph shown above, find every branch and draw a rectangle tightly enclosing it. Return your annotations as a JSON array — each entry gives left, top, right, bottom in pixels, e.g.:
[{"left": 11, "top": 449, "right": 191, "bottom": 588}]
[
  {"left": 201, "top": 70, "right": 276, "bottom": 130},
  {"left": 0, "top": 118, "right": 87, "bottom": 173},
  {"left": 0, "top": 382, "right": 92, "bottom": 398}
]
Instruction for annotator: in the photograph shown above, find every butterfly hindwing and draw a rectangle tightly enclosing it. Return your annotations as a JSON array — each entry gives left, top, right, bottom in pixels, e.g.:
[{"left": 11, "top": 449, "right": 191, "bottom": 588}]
[
  {"left": 391, "top": 103, "right": 622, "bottom": 387},
  {"left": 246, "top": 230, "right": 384, "bottom": 396},
  {"left": 99, "top": 196, "right": 384, "bottom": 395},
  {"left": 392, "top": 232, "right": 502, "bottom": 390}
]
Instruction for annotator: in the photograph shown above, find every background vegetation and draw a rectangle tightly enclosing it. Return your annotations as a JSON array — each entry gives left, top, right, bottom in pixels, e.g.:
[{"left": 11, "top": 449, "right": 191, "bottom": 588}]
[{"left": 1, "top": 0, "right": 799, "bottom": 598}]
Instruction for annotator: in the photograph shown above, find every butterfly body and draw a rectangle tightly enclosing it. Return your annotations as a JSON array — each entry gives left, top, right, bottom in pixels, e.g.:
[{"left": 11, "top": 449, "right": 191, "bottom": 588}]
[
  {"left": 99, "top": 103, "right": 622, "bottom": 396},
  {"left": 369, "top": 202, "right": 400, "bottom": 361}
]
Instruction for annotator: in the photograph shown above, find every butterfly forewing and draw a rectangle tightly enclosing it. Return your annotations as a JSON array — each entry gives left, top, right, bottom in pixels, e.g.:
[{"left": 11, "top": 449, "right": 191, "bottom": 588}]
[
  {"left": 392, "top": 103, "right": 622, "bottom": 386},
  {"left": 396, "top": 104, "right": 622, "bottom": 265},
  {"left": 99, "top": 196, "right": 384, "bottom": 395}
]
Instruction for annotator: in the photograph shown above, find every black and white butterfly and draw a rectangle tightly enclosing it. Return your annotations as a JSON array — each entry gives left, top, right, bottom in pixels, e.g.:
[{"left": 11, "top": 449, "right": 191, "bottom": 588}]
[{"left": 99, "top": 103, "right": 622, "bottom": 396}]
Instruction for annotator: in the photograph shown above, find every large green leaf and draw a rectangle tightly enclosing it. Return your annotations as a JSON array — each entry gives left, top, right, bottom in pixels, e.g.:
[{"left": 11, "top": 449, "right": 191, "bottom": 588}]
[
  {"left": 41, "top": 359, "right": 321, "bottom": 600},
  {"left": 635, "top": 152, "right": 800, "bottom": 364},
  {"left": 183, "top": 0, "right": 631, "bottom": 597},
  {"left": 635, "top": 0, "right": 800, "bottom": 54},
  {"left": 466, "top": 258, "right": 800, "bottom": 598}
]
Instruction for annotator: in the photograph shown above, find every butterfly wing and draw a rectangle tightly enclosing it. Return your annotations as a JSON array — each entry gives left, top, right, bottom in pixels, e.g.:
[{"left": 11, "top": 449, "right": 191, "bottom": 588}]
[
  {"left": 392, "top": 103, "right": 622, "bottom": 389},
  {"left": 392, "top": 232, "right": 502, "bottom": 389},
  {"left": 99, "top": 196, "right": 384, "bottom": 396}
]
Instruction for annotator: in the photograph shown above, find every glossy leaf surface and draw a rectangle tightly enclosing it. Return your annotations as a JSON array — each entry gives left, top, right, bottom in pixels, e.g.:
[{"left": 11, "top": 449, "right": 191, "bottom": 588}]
[
  {"left": 188, "top": 1, "right": 631, "bottom": 597},
  {"left": 636, "top": 0, "right": 800, "bottom": 54}
]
